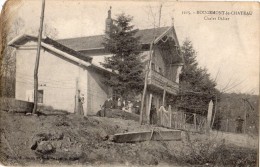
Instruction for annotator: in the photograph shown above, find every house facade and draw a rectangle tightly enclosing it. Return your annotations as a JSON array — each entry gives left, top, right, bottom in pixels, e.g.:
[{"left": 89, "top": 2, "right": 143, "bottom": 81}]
[
  {"left": 9, "top": 35, "right": 111, "bottom": 116},
  {"left": 57, "top": 10, "right": 184, "bottom": 122},
  {"left": 9, "top": 9, "right": 183, "bottom": 120}
]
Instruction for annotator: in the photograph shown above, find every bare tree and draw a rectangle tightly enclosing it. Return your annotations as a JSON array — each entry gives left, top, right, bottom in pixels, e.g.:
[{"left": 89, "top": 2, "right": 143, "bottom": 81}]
[
  {"left": 0, "top": 11, "right": 58, "bottom": 97},
  {"left": 25, "top": 24, "right": 59, "bottom": 39},
  {"left": 43, "top": 24, "right": 58, "bottom": 39}
]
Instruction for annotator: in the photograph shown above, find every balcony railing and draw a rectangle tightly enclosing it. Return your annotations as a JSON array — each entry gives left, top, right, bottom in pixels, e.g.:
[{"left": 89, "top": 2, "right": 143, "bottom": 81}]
[{"left": 147, "top": 69, "right": 179, "bottom": 95}]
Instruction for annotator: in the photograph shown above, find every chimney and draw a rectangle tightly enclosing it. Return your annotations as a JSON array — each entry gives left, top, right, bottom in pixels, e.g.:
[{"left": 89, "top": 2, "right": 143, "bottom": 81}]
[{"left": 105, "top": 6, "right": 113, "bottom": 36}]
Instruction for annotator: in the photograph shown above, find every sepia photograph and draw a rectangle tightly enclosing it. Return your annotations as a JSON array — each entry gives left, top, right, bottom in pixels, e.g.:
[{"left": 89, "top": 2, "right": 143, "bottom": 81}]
[{"left": 0, "top": 0, "right": 259, "bottom": 166}]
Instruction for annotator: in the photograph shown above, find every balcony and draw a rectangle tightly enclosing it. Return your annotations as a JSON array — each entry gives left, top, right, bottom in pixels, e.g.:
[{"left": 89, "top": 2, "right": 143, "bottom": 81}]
[{"left": 147, "top": 69, "right": 179, "bottom": 95}]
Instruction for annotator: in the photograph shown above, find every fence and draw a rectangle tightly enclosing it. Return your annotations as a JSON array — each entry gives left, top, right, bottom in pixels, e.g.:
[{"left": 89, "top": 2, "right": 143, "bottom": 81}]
[
  {"left": 218, "top": 118, "right": 258, "bottom": 135},
  {"left": 157, "top": 105, "right": 207, "bottom": 133},
  {"left": 0, "top": 97, "right": 33, "bottom": 113}
]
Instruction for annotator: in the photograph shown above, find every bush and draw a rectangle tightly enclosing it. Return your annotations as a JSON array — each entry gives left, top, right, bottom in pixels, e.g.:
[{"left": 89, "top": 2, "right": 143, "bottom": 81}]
[
  {"left": 37, "top": 105, "right": 69, "bottom": 115},
  {"left": 176, "top": 132, "right": 257, "bottom": 166}
]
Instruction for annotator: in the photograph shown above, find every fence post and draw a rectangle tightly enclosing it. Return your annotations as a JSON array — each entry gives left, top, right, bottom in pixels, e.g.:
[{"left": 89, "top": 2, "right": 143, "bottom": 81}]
[
  {"left": 147, "top": 93, "right": 153, "bottom": 124},
  {"left": 184, "top": 113, "right": 186, "bottom": 129},
  {"left": 226, "top": 119, "right": 229, "bottom": 132},
  {"left": 169, "top": 105, "right": 172, "bottom": 128},
  {"left": 194, "top": 113, "right": 197, "bottom": 131}
]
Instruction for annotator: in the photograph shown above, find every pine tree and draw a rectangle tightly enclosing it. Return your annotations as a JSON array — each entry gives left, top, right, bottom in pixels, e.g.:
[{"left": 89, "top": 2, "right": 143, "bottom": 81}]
[
  {"left": 178, "top": 39, "right": 218, "bottom": 115},
  {"left": 102, "top": 13, "right": 144, "bottom": 99}
]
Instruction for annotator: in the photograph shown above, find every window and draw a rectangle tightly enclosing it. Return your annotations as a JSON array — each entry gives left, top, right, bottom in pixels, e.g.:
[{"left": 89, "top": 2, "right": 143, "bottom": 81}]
[{"left": 38, "top": 90, "right": 44, "bottom": 103}]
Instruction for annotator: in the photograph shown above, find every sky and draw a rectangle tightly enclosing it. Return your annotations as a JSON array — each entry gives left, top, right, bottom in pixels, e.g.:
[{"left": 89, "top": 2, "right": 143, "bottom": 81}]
[
  {"left": 0, "top": 0, "right": 5, "bottom": 11},
  {"left": 2, "top": 0, "right": 259, "bottom": 95}
]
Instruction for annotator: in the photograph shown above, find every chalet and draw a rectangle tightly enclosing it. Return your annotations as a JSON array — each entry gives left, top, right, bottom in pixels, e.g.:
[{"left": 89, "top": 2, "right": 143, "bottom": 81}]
[{"left": 9, "top": 9, "right": 184, "bottom": 122}]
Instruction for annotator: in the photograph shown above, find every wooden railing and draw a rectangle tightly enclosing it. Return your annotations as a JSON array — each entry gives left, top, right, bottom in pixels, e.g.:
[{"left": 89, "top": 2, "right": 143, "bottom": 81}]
[
  {"left": 147, "top": 69, "right": 179, "bottom": 95},
  {"left": 157, "top": 105, "right": 207, "bottom": 133}
]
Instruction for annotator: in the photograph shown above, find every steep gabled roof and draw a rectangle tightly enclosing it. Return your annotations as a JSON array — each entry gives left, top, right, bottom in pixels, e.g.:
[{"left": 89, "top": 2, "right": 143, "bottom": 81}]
[
  {"left": 44, "top": 37, "right": 92, "bottom": 62},
  {"left": 57, "top": 27, "right": 171, "bottom": 51}
]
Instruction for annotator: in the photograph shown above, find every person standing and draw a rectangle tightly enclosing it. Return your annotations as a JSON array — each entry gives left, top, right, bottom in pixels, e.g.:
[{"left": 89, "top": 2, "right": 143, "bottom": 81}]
[
  {"left": 122, "top": 100, "right": 128, "bottom": 112},
  {"left": 134, "top": 100, "right": 141, "bottom": 114},
  {"left": 101, "top": 95, "right": 114, "bottom": 117},
  {"left": 236, "top": 116, "right": 244, "bottom": 133},
  {"left": 117, "top": 98, "right": 122, "bottom": 109},
  {"left": 128, "top": 101, "right": 133, "bottom": 113},
  {"left": 150, "top": 105, "right": 157, "bottom": 125},
  {"left": 76, "top": 90, "right": 84, "bottom": 115},
  {"left": 78, "top": 93, "right": 85, "bottom": 115}
]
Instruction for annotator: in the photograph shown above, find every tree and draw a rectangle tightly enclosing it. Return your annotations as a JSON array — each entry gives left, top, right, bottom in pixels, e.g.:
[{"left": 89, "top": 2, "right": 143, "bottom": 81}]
[
  {"left": 0, "top": 12, "right": 58, "bottom": 97},
  {"left": 26, "top": 23, "right": 58, "bottom": 39},
  {"left": 0, "top": 1, "right": 24, "bottom": 97},
  {"left": 102, "top": 13, "right": 144, "bottom": 99},
  {"left": 2, "top": 17, "right": 25, "bottom": 97},
  {"left": 177, "top": 39, "right": 219, "bottom": 115}
]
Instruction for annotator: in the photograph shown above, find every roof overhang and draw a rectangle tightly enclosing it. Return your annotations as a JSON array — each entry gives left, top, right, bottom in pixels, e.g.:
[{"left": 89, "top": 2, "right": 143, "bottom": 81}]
[
  {"left": 8, "top": 34, "right": 92, "bottom": 68},
  {"left": 8, "top": 34, "right": 37, "bottom": 47},
  {"left": 153, "top": 26, "right": 184, "bottom": 64},
  {"left": 153, "top": 27, "right": 173, "bottom": 45}
]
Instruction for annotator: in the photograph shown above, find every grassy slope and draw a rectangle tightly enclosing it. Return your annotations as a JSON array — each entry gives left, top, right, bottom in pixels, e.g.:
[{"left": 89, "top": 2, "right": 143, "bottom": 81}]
[
  {"left": 0, "top": 109, "right": 257, "bottom": 166},
  {"left": 0, "top": 110, "right": 181, "bottom": 166}
]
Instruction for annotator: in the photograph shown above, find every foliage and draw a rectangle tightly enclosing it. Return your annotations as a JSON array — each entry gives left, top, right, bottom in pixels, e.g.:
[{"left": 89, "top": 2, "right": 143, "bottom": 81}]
[
  {"left": 0, "top": 0, "right": 24, "bottom": 97},
  {"left": 214, "top": 93, "right": 259, "bottom": 134},
  {"left": 176, "top": 132, "right": 257, "bottom": 166},
  {"left": 0, "top": 3, "right": 58, "bottom": 97},
  {"left": 102, "top": 13, "right": 144, "bottom": 99},
  {"left": 177, "top": 39, "right": 218, "bottom": 115}
]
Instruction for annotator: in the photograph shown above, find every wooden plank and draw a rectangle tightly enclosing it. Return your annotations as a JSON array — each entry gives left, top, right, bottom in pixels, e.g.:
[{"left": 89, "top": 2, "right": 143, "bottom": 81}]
[
  {"left": 110, "top": 130, "right": 182, "bottom": 143},
  {"left": 147, "top": 93, "right": 153, "bottom": 124},
  {"left": 206, "top": 100, "right": 213, "bottom": 133},
  {"left": 194, "top": 113, "right": 196, "bottom": 130},
  {"left": 169, "top": 105, "right": 172, "bottom": 128}
]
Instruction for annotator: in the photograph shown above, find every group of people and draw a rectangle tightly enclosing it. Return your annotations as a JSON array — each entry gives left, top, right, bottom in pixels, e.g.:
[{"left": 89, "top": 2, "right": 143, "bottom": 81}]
[{"left": 100, "top": 95, "right": 141, "bottom": 117}]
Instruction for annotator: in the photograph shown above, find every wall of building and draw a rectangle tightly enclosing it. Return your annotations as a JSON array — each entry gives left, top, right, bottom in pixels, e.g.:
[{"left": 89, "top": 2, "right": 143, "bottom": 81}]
[
  {"left": 165, "top": 65, "right": 183, "bottom": 83},
  {"left": 15, "top": 41, "right": 88, "bottom": 114},
  {"left": 87, "top": 68, "right": 110, "bottom": 115},
  {"left": 152, "top": 46, "right": 166, "bottom": 75}
]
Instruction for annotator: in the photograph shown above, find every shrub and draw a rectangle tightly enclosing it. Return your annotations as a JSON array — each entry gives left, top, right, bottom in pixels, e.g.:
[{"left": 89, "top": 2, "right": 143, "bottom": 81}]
[{"left": 176, "top": 132, "right": 257, "bottom": 166}]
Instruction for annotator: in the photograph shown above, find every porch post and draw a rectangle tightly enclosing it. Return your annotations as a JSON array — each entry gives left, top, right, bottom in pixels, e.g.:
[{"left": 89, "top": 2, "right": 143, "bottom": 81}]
[
  {"left": 75, "top": 77, "right": 79, "bottom": 114},
  {"left": 147, "top": 93, "right": 153, "bottom": 124},
  {"left": 169, "top": 105, "right": 172, "bottom": 128},
  {"left": 162, "top": 87, "right": 166, "bottom": 106}
]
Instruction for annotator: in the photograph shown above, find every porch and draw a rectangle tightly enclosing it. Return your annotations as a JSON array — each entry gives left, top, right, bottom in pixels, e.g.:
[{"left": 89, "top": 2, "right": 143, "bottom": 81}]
[
  {"left": 147, "top": 69, "right": 178, "bottom": 95},
  {"left": 142, "top": 69, "right": 179, "bottom": 124}
]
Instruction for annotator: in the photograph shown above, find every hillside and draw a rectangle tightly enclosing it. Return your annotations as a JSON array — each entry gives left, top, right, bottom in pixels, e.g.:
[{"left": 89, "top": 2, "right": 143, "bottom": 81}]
[
  {"left": 0, "top": 109, "right": 183, "bottom": 166},
  {"left": 0, "top": 109, "right": 257, "bottom": 166}
]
